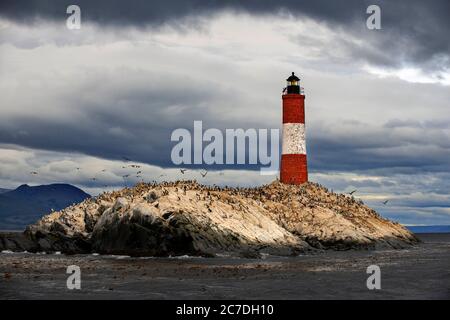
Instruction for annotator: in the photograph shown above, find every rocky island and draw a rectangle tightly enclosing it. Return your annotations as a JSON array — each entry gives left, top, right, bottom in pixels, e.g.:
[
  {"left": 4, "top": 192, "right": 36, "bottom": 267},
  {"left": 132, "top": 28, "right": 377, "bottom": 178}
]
[{"left": 1, "top": 181, "right": 418, "bottom": 257}]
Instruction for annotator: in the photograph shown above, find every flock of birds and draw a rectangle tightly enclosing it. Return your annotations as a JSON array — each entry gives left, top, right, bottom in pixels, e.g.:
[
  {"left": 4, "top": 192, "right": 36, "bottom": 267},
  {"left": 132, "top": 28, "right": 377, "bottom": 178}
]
[
  {"left": 27, "top": 156, "right": 390, "bottom": 206},
  {"left": 27, "top": 156, "right": 218, "bottom": 190}
]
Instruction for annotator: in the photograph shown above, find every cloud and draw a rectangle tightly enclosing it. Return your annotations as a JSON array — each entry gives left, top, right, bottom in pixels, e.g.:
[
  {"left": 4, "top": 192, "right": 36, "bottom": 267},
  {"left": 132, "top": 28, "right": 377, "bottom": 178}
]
[
  {"left": 1, "top": 0, "right": 449, "bottom": 73},
  {"left": 309, "top": 119, "right": 450, "bottom": 173},
  {"left": 1, "top": 15, "right": 449, "bottom": 174},
  {"left": 0, "top": 145, "right": 274, "bottom": 195}
]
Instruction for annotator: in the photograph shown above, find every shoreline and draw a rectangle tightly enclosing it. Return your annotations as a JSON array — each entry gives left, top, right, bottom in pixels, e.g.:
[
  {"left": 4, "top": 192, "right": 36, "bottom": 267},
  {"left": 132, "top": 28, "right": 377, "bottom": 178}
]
[
  {"left": 1, "top": 231, "right": 431, "bottom": 257},
  {"left": 1, "top": 233, "right": 449, "bottom": 300}
]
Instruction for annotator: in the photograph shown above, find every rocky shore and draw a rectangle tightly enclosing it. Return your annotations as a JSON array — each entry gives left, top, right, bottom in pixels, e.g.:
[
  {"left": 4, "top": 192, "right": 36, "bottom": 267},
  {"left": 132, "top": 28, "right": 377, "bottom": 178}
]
[{"left": 0, "top": 181, "right": 419, "bottom": 257}]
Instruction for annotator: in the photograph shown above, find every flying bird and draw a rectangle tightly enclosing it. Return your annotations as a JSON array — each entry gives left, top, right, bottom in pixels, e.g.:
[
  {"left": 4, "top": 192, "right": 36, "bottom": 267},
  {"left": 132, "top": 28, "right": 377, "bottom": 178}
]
[
  {"left": 200, "top": 170, "right": 208, "bottom": 178},
  {"left": 348, "top": 190, "right": 357, "bottom": 195},
  {"left": 180, "top": 169, "right": 187, "bottom": 174},
  {"left": 30, "top": 171, "right": 38, "bottom": 175},
  {"left": 382, "top": 200, "right": 389, "bottom": 205}
]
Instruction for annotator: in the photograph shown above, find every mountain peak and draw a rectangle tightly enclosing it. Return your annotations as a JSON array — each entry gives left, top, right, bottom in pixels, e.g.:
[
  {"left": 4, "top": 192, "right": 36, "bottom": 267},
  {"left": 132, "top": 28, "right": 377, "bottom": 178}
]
[
  {"left": 16, "top": 184, "right": 30, "bottom": 190},
  {"left": 0, "top": 183, "right": 91, "bottom": 231},
  {"left": 11, "top": 183, "right": 90, "bottom": 196}
]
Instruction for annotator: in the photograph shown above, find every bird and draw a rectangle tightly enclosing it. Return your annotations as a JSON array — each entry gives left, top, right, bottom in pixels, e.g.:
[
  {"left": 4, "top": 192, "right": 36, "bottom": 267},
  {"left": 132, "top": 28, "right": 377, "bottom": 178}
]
[
  {"left": 382, "top": 200, "right": 389, "bottom": 205},
  {"left": 76, "top": 167, "right": 81, "bottom": 170},
  {"left": 200, "top": 170, "right": 208, "bottom": 178},
  {"left": 348, "top": 190, "right": 357, "bottom": 195},
  {"left": 136, "top": 171, "right": 142, "bottom": 174},
  {"left": 30, "top": 171, "right": 38, "bottom": 175},
  {"left": 91, "top": 177, "right": 97, "bottom": 181},
  {"left": 122, "top": 174, "right": 130, "bottom": 178},
  {"left": 180, "top": 169, "right": 187, "bottom": 174},
  {"left": 101, "top": 169, "right": 106, "bottom": 172}
]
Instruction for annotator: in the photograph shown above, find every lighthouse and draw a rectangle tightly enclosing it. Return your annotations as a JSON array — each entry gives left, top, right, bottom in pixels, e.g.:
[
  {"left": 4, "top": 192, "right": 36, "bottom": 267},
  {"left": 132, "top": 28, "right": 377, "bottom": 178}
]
[{"left": 280, "top": 72, "right": 308, "bottom": 184}]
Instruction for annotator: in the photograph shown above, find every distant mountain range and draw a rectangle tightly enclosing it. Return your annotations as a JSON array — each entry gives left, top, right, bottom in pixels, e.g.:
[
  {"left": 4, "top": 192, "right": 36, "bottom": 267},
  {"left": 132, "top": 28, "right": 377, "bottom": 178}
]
[
  {"left": 0, "top": 184, "right": 90, "bottom": 231},
  {"left": 406, "top": 225, "right": 450, "bottom": 234}
]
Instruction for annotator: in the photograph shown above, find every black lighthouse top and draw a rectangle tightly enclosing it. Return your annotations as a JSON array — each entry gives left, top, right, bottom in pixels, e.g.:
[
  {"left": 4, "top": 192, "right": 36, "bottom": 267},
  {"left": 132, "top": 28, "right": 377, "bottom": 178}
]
[{"left": 286, "top": 72, "right": 300, "bottom": 94}]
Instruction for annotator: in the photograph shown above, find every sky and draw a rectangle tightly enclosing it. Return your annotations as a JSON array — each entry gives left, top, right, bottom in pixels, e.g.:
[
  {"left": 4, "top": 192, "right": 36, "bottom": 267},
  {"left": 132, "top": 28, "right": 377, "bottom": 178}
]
[{"left": 0, "top": 0, "right": 449, "bottom": 225}]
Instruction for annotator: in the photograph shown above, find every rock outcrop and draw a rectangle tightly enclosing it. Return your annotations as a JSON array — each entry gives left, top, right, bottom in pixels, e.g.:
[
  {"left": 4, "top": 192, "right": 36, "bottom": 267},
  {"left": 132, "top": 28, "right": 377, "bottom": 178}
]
[{"left": 2, "top": 181, "right": 419, "bottom": 257}]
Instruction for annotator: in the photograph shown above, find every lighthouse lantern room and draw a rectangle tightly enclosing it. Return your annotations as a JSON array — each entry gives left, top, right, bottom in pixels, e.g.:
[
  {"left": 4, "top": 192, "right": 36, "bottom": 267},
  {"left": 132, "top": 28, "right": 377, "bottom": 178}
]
[{"left": 286, "top": 72, "right": 300, "bottom": 93}]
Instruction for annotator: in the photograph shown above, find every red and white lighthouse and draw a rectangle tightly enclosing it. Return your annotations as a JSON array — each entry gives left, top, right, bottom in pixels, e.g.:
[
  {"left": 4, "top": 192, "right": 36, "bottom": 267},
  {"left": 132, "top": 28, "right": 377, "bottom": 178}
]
[{"left": 280, "top": 72, "right": 308, "bottom": 184}]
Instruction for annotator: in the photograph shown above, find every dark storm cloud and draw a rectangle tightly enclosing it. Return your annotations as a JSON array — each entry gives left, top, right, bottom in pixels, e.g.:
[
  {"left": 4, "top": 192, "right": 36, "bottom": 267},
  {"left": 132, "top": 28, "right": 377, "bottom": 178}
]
[
  {"left": 0, "top": 69, "right": 228, "bottom": 167},
  {"left": 308, "top": 126, "right": 450, "bottom": 173},
  {"left": 0, "top": 0, "right": 367, "bottom": 26},
  {"left": 1, "top": 0, "right": 449, "bottom": 71},
  {"left": 2, "top": 109, "right": 449, "bottom": 175}
]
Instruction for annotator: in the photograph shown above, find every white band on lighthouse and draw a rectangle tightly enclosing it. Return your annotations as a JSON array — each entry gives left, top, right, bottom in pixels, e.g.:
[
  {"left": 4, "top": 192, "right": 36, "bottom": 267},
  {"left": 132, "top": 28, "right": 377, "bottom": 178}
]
[{"left": 282, "top": 123, "right": 306, "bottom": 155}]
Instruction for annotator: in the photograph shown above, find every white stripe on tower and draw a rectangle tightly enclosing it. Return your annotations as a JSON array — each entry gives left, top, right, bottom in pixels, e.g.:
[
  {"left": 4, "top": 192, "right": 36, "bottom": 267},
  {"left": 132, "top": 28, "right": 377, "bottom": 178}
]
[{"left": 281, "top": 123, "right": 306, "bottom": 155}]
